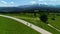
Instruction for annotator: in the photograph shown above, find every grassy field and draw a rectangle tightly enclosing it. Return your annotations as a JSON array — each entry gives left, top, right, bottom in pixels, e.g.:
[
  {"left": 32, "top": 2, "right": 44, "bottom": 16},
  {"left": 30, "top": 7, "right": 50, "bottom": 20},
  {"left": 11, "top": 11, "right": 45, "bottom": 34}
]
[
  {"left": 48, "top": 14, "right": 60, "bottom": 30},
  {"left": 0, "top": 16, "right": 40, "bottom": 34},
  {"left": 2, "top": 13, "right": 60, "bottom": 34}
]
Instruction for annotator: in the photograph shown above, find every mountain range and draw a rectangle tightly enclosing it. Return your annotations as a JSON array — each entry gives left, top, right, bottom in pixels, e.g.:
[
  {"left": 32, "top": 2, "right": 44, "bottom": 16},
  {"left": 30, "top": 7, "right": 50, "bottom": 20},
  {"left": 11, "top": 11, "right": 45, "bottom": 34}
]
[{"left": 0, "top": 4, "right": 60, "bottom": 13}]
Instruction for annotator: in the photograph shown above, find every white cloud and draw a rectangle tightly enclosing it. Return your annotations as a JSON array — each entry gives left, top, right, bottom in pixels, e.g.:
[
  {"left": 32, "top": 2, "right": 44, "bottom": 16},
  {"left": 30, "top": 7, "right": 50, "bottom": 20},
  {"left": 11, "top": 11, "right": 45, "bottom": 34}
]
[
  {"left": 38, "top": 0, "right": 48, "bottom": 5},
  {"left": 0, "top": 1, "right": 15, "bottom": 7},
  {"left": 39, "top": 0, "right": 43, "bottom": 1},
  {"left": 10, "top": 2, "right": 14, "bottom": 4},
  {"left": 43, "top": 2, "right": 47, "bottom": 5},
  {"left": 39, "top": 1, "right": 48, "bottom": 5},
  {"left": 30, "top": 1, "right": 36, "bottom": 4},
  {"left": 9, "top": 2, "right": 14, "bottom": 6},
  {"left": 1, "top": 1, "right": 7, "bottom": 4},
  {"left": 1, "top": 1, "right": 7, "bottom": 7}
]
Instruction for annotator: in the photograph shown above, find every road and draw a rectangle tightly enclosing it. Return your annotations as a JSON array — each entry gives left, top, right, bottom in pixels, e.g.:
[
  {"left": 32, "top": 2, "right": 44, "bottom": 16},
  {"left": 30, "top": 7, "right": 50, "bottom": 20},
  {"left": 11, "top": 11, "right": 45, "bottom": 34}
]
[{"left": 0, "top": 14, "right": 52, "bottom": 34}]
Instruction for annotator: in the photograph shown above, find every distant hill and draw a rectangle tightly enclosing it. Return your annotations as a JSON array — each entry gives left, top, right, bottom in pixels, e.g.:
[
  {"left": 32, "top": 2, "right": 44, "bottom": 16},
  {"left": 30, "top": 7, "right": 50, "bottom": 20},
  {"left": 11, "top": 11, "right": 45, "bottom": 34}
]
[{"left": 0, "top": 4, "right": 60, "bottom": 13}]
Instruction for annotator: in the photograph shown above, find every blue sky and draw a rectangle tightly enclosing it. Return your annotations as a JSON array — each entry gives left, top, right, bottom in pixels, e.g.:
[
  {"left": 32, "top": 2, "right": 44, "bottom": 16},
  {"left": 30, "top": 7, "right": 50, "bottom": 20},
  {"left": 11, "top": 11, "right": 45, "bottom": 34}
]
[{"left": 0, "top": 0, "right": 60, "bottom": 7}]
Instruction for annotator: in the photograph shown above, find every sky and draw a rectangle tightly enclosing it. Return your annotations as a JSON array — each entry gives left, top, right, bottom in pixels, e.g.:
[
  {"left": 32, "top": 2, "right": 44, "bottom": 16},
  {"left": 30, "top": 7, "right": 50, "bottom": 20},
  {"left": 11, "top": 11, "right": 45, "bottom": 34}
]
[{"left": 0, "top": 0, "right": 60, "bottom": 7}]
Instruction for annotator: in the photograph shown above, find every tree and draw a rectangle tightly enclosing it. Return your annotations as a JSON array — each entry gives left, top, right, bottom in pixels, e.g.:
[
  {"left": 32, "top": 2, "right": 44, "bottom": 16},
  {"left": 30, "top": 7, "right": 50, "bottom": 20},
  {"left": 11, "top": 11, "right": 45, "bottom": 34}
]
[{"left": 39, "top": 12, "right": 48, "bottom": 24}]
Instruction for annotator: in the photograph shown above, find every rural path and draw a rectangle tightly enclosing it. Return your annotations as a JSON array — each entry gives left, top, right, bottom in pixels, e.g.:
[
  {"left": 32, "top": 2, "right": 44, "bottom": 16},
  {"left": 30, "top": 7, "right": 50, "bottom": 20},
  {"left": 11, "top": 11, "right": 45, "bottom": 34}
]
[
  {"left": 48, "top": 24, "right": 60, "bottom": 32},
  {"left": 0, "top": 14, "right": 52, "bottom": 34}
]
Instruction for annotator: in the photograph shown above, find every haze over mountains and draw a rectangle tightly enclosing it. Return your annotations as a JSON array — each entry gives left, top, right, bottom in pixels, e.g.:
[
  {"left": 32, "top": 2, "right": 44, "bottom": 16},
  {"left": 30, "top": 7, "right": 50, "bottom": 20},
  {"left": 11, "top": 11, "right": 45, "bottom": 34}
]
[{"left": 0, "top": 4, "right": 60, "bottom": 13}]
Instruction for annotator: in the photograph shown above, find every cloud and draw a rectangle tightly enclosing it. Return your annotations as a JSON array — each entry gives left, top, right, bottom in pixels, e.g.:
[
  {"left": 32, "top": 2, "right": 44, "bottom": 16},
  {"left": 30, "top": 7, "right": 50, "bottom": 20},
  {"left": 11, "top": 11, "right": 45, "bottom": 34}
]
[
  {"left": 9, "top": 2, "right": 15, "bottom": 7},
  {"left": 38, "top": 0, "right": 48, "bottom": 5},
  {"left": 38, "top": 0, "right": 59, "bottom": 6},
  {"left": 1, "top": 1, "right": 7, "bottom": 4},
  {"left": 39, "top": 0, "right": 44, "bottom": 1},
  {"left": 30, "top": 1, "right": 36, "bottom": 4},
  {"left": 39, "top": 1, "right": 47, "bottom": 5},
  {"left": 0, "top": 1, "right": 15, "bottom": 7},
  {"left": 1, "top": 1, "right": 7, "bottom": 7},
  {"left": 10, "top": 2, "right": 14, "bottom": 4},
  {"left": 43, "top": 2, "right": 47, "bottom": 5}
]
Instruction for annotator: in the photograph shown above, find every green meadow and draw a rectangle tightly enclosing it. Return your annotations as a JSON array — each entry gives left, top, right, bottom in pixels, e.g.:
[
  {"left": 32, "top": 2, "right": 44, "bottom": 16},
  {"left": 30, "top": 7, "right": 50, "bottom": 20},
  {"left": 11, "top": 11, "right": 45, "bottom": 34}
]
[
  {"left": 0, "top": 16, "right": 40, "bottom": 34},
  {"left": 3, "top": 13, "right": 60, "bottom": 34}
]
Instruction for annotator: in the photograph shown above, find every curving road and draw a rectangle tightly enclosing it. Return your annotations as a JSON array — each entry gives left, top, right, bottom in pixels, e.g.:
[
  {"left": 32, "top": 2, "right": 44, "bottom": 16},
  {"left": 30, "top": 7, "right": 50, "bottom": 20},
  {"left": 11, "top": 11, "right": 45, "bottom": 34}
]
[{"left": 0, "top": 14, "right": 52, "bottom": 34}]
